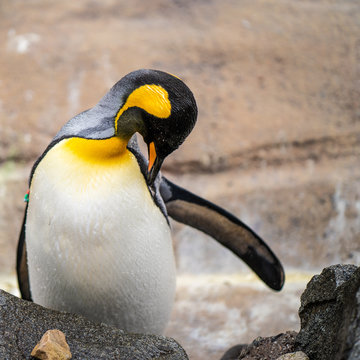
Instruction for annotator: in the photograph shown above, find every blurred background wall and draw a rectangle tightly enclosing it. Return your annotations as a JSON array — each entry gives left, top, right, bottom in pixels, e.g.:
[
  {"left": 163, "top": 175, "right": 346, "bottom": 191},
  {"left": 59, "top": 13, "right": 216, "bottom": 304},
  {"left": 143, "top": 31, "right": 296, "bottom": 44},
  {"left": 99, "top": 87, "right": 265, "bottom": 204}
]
[{"left": 0, "top": 0, "right": 359, "bottom": 359}]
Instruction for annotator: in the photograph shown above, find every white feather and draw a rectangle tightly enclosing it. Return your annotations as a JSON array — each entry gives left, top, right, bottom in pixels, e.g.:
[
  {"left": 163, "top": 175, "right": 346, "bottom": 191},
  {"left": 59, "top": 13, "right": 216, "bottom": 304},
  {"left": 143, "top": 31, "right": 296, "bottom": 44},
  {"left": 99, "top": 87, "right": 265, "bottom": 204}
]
[{"left": 26, "top": 140, "right": 176, "bottom": 334}]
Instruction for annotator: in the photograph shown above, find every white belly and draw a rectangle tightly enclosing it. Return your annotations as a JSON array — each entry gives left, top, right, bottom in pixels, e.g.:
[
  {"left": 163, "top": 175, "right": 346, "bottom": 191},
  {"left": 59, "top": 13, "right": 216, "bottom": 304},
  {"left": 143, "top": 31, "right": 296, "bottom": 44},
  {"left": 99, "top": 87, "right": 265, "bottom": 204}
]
[{"left": 26, "top": 140, "right": 176, "bottom": 334}]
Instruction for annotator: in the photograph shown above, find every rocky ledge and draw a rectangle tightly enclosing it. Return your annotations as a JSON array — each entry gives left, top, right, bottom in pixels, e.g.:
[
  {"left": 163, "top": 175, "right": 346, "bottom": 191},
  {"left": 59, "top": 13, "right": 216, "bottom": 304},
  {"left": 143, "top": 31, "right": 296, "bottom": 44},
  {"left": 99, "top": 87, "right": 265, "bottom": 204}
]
[
  {"left": 0, "top": 265, "right": 359, "bottom": 359},
  {"left": 0, "top": 289, "right": 187, "bottom": 360},
  {"left": 221, "top": 264, "right": 360, "bottom": 360}
]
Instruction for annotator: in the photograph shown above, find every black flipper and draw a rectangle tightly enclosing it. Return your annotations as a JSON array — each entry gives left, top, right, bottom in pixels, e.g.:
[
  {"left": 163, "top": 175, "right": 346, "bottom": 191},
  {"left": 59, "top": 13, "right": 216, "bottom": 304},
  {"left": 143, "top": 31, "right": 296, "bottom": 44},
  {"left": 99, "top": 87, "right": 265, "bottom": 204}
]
[
  {"left": 160, "top": 177, "right": 285, "bottom": 291},
  {"left": 16, "top": 205, "right": 32, "bottom": 301}
]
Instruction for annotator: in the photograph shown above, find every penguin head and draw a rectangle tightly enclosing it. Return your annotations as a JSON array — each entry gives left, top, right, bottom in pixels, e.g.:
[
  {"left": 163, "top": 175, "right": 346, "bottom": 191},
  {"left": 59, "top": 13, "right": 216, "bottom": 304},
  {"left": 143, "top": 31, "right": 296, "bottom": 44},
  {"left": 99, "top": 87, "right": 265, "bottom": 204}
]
[
  {"left": 53, "top": 69, "right": 197, "bottom": 186},
  {"left": 109, "top": 69, "right": 198, "bottom": 185}
]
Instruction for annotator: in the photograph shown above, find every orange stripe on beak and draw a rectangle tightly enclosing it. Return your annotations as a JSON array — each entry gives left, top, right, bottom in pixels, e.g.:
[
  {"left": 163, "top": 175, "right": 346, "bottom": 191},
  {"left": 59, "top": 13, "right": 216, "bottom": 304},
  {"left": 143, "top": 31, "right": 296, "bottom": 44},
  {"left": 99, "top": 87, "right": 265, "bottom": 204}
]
[{"left": 148, "top": 142, "right": 157, "bottom": 172}]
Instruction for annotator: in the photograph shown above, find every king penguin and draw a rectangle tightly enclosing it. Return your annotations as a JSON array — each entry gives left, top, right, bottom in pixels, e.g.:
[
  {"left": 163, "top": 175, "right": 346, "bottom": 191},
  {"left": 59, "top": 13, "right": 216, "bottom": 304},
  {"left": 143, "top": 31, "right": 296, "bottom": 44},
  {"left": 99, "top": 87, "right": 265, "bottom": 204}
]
[{"left": 17, "top": 69, "right": 284, "bottom": 335}]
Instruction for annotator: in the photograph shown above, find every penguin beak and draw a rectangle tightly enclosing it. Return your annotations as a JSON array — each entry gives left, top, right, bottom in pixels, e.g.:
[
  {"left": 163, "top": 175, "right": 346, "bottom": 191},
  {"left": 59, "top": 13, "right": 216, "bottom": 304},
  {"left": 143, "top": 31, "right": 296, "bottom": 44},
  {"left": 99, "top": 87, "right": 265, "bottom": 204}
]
[{"left": 147, "top": 142, "right": 164, "bottom": 186}]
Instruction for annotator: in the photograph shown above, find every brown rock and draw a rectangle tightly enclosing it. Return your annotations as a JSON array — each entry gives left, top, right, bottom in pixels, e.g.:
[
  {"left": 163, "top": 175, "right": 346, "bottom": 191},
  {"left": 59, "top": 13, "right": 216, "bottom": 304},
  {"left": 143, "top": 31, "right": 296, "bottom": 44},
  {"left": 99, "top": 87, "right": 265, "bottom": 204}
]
[
  {"left": 31, "top": 329, "right": 72, "bottom": 360},
  {"left": 276, "top": 352, "right": 309, "bottom": 360},
  {"left": 1, "top": 0, "right": 360, "bottom": 277},
  {"left": 1, "top": 1, "right": 359, "bottom": 166}
]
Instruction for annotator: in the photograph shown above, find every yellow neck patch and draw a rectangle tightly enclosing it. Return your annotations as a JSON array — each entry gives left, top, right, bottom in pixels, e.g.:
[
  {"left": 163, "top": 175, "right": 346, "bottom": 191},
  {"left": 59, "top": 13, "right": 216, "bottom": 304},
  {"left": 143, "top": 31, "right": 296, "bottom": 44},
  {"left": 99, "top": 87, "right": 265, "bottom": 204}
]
[
  {"left": 62, "top": 137, "right": 128, "bottom": 165},
  {"left": 115, "top": 84, "right": 171, "bottom": 133}
]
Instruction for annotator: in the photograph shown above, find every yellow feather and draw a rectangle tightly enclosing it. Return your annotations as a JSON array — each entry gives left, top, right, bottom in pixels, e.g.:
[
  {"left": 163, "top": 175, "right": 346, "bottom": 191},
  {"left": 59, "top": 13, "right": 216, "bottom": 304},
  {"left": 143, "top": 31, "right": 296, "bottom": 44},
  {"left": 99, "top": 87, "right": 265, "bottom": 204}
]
[{"left": 115, "top": 84, "right": 171, "bottom": 133}]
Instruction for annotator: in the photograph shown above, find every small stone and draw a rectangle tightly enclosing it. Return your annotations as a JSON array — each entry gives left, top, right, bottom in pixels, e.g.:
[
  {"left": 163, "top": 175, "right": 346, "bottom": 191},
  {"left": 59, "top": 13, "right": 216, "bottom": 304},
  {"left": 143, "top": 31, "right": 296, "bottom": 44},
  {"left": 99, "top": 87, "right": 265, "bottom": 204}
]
[
  {"left": 31, "top": 329, "right": 72, "bottom": 360},
  {"left": 276, "top": 351, "right": 309, "bottom": 360}
]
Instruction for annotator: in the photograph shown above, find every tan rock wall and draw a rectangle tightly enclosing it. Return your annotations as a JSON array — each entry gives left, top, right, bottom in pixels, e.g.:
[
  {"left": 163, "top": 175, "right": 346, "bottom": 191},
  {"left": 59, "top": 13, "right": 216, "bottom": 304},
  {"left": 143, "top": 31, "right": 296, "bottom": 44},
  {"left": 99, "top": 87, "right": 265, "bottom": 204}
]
[{"left": 0, "top": 0, "right": 359, "bottom": 275}]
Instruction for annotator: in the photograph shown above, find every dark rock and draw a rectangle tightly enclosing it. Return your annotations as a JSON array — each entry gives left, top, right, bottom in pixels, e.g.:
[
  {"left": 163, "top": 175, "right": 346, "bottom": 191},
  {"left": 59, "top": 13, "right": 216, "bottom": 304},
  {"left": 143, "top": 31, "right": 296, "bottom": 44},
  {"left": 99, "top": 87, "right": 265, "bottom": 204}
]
[
  {"left": 220, "top": 344, "right": 247, "bottom": 360},
  {"left": 295, "top": 264, "right": 360, "bottom": 360},
  {"left": 219, "top": 264, "right": 360, "bottom": 360},
  {"left": 220, "top": 331, "right": 297, "bottom": 360},
  {"left": 0, "top": 289, "right": 188, "bottom": 360}
]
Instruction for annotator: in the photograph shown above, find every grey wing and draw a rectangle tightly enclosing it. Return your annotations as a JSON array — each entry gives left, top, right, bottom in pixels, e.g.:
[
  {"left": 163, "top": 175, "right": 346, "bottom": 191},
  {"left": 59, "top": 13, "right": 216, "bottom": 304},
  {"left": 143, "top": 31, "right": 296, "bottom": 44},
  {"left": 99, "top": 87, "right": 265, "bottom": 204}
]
[{"left": 160, "top": 177, "right": 285, "bottom": 291}]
